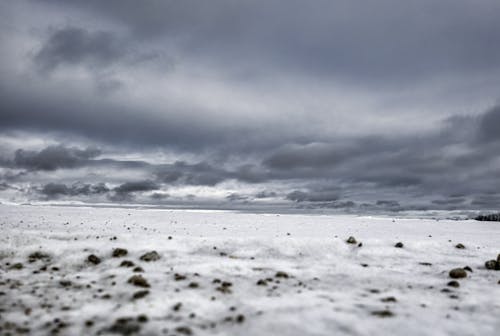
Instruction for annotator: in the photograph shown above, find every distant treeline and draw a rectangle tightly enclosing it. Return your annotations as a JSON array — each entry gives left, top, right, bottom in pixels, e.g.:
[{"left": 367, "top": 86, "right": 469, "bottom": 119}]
[{"left": 475, "top": 213, "right": 500, "bottom": 222}]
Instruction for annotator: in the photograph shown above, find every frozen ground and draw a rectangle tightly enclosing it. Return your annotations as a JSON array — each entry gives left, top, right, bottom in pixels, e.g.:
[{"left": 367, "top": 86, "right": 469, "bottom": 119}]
[{"left": 0, "top": 204, "right": 499, "bottom": 336}]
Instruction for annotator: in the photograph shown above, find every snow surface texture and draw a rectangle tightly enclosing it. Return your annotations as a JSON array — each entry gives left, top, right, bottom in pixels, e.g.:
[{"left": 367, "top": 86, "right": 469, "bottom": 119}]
[{"left": 0, "top": 204, "right": 499, "bottom": 336}]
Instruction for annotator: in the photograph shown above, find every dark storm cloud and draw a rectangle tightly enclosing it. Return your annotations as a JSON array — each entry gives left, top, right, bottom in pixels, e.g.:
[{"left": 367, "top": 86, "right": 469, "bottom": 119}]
[
  {"left": 477, "top": 105, "right": 500, "bottom": 143},
  {"left": 0, "top": 182, "right": 14, "bottom": 191},
  {"left": 0, "top": 85, "right": 234, "bottom": 151},
  {"left": 3, "top": 1, "right": 500, "bottom": 151},
  {"left": 155, "top": 162, "right": 227, "bottom": 186},
  {"left": 39, "top": 182, "right": 109, "bottom": 199},
  {"left": 1, "top": 1, "right": 500, "bottom": 210},
  {"left": 255, "top": 191, "right": 277, "bottom": 199},
  {"left": 263, "top": 143, "right": 356, "bottom": 170},
  {"left": 431, "top": 198, "right": 466, "bottom": 206},
  {"left": 13, "top": 145, "right": 101, "bottom": 171},
  {"left": 113, "top": 180, "right": 159, "bottom": 193},
  {"left": 286, "top": 190, "right": 339, "bottom": 203},
  {"left": 1, "top": 144, "right": 246, "bottom": 187},
  {"left": 226, "top": 193, "right": 248, "bottom": 202},
  {"left": 38, "top": 0, "right": 500, "bottom": 83},
  {"left": 108, "top": 180, "right": 160, "bottom": 202},
  {"left": 34, "top": 27, "right": 126, "bottom": 72},
  {"left": 376, "top": 200, "right": 401, "bottom": 208},
  {"left": 155, "top": 162, "right": 270, "bottom": 186},
  {"left": 150, "top": 192, "right": 169, "bottom": 200},
  {"left": 470, "top": 194, "right": 500, "bottom": 208},
  {"left": 2, "top": 100, "right": 500, "bottom": 210}
]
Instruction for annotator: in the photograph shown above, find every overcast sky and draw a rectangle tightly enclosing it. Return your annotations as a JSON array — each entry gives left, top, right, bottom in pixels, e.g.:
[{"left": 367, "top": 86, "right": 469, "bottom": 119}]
[{"left": 1, "top": 0, "right": 500, "bottom": 212}]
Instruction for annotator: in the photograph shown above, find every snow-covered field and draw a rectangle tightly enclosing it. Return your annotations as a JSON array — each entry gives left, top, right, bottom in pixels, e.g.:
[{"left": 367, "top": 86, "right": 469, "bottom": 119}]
[{"left": 0, "top": 204, "right": 499, "bottom": 336}]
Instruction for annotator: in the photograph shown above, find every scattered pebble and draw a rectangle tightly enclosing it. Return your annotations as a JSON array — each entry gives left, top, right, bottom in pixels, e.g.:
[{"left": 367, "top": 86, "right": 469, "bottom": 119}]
[
  {"left": 175, "top": 273, "right": 187, "bottom": 281},
  {"left": 449, "top": 268, "right": 467, "bottom": 279},
  {"left": 120, "top": 260, "right": 135, "bottom": 267},
  {"left": 87, "top": 254, "right": 101, "bottom": 265},
  {"left": 128, "top": 275, "right": 150, "bottom": 288},
  {"left": 371, "top": 310, "right": 394, "bottom": 318},
  {"left": 381, "top": 297, "right": 397, "bottom": 302},
  {"left": 346, "top": 236, "right": 357, "bottom": 244},
  {"left": 112, "top": 248, "right": 128, "bottom": 258},
  {"left": 175, "top": 326, "right": 193, "bottom": 335},
  {"left": 108, "top": 317, "right": 141, "bottom": 335},
  {"left": 28, "top": 251, "right": 50, "bottom": 263},
  {"left": 132, "top": 290, "right": 149, "bottom": 300},
  {"left": 484, "top": 258, "right": 500, "bottom": 270},
  {"left": 9, "top": 263, "right": 23, "bottom": 270},
  {"left": 59, "top": 280, "right": 72, "bottom": 287},
  {"left": 188, "top": 282, "right": 199, "bottom": 289},
  {"left": 140, "top": 251, "right": 161, "bottom": 262},
  {"left": 275, "top": 271, "right": 289, "bottom": 279}
]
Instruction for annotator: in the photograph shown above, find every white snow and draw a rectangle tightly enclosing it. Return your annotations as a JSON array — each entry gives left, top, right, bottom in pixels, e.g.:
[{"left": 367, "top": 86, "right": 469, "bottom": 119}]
[{"left": 0, "top": 204, "right": 499, "bottom": 335}]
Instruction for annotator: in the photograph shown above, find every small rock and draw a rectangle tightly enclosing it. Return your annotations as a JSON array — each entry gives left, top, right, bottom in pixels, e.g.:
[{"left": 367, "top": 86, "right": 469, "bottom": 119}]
[
  {"left": 140, "top": 251, "right": 160, "bottom": 262},
  {"left": 346, "top": 236, "right": 357, "bottom": 244},
  {"left": 188, "top": 282, "right": 199, "bottom": 289},
  {"left": 87, "top": 255, "right": 101, "bottom": 265},
  {"left": 216, "top": 285, "right": 232, "bottom": 294},
  {"left": 236, "top": 314, "right": 245, "bottom": 323},
  {"left": 120, "top": 260, "right": 135, "bottom": 268},
  {"left": 112, "top": 248, "right": 128, "bottom": 258},
  {"left": 108, "top": 318, "right": 141, "bottom": 335},
  {"left": 394, "top": 242, "right": 404, "bottom": 248},
  {"left": 132, "top": 290, "right": 149, "bottom": 300},
  {"left": 485, "top": 260, "right": 498, "bottom": 270},
  {"left": 174, "top": 273, "right": 187, "bottom": 281},
  {"left": 256, "top": 279, "right": 267, "bottom": 286},
  {"left": 28, "top": 251, "right": 50, "bottom": 263},
  {"left": 447, "top": 281, "right": 460, "bottom": 288},
  {"left": 371, "top": 310, "right": 394, "bottom": 318},
  {"left": 9, "top": 263, "right": 23, "bottom": 270},
  {"left": 137, "top": 315, "right": 148, "bottom": 323},
  {"left": 381, "top": 296, "right": 397, "bottom": 302},
  {"left": 59, "top": 280, "right": 72, "bottom": 287},
  {"left": 275, "top": 271, "right": 289, "bottom": 279},
  {"left": 463, "top": 266, "right": 473, "bottom": 272},
  {"left": 221, "top": 281, "right": 233, "bottom": 287},
  {"left": 455, "top": 243, "right": 465, "bottom": 249},
  {"left": 449, "top": 268, "right": 467, "bottom": 279},
  {"left": 175, "top": 326, "right": 192, "bottom": 335},
  {"left": 128, "top": 275, "right": 150, "bottom": 288},
  {"left": 133, "top": 267, "right": 144, "bottom": 273}
]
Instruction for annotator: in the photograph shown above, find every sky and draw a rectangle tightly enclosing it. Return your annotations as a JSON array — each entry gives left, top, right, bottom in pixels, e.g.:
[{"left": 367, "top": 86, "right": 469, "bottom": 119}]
[{"left": 1, "top": 0, "right": 500, "bottom": 212}]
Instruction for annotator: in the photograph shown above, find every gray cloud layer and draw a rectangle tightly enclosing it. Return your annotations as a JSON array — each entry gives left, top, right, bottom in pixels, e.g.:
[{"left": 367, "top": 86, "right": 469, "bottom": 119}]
[{"left": 1, "top": 1, "right": 500, "bottom": 211}]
